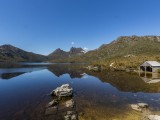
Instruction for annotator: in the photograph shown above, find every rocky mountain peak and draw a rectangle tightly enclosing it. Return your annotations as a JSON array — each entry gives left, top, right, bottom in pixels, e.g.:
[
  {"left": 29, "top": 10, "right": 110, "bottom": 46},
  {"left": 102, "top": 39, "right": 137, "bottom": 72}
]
[
  {"left": 48, "top": 47, "right": 85, "bottom": 61},
  {"left": 0, "top": 44, "right": 17, "bottom": 49},
  {"left": 69, "top": 47, "right": 84, "bottom": 54},
  {"left": 54, "top": 48, "right": 65, "bottom": 53}
]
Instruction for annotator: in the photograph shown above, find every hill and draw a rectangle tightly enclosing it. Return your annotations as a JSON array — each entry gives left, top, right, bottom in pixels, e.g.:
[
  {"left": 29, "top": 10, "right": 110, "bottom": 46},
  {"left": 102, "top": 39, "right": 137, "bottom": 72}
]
[
  {"left": 69, "top": 36, "right": 160, "bottom": 69},
  {"left": 0, "top": 45, "right": 85, "bottom": 62},
  {"left": 0, "top": 44, "right": 47, "bottom": 62}
]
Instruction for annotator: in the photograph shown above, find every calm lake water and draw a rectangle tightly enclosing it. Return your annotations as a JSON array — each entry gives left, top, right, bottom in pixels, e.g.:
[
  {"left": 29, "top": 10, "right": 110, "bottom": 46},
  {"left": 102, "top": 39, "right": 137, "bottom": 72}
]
[{"left": 0, "top": 63, "right": 160, "bottom": 120}]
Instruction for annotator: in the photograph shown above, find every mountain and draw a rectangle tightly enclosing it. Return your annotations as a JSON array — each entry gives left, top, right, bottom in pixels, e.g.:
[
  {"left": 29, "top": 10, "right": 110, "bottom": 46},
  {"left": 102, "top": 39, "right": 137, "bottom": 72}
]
[
  {"left": 69, "top": 47, "right": 84, "bottom": 55},
  {"left": 1, "top": 36, "right": 160, "bottom": 66},
  {"left": 0, "top": 44, "right": 84, "bottom": 62},
  {"left": 70, "top": 36, "right": 160, "bottom": 68},
  {"left": 48, "top": 47, "right": 85, "bottom": 62},
  {"left": 82, "top": 36, "right": 160, "bottom": 59},
  {"left": 0, "top": 44, "right": 47, "bottom": 62},
  {"left": 48, "top": 48, "right": 68, "bottom": 60}
]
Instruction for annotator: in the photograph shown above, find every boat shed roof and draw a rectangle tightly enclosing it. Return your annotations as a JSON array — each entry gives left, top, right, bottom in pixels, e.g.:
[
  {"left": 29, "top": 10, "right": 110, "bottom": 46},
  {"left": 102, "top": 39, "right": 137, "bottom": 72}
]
[{"left": 140, "top": 61, "right": 160, "bottom": 67}]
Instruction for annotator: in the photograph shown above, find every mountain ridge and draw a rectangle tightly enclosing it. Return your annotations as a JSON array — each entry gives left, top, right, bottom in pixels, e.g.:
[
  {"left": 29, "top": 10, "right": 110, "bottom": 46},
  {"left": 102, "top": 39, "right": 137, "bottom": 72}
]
[
  {"left": 66, "top": 35, "right": 160, "bottom": 68},
  {"left": 48, "top": 47, "right": 85, "bottom": 62},
  {"left": 0, "top": 44, "right": 86, "bottom": 62},
  {"left": 1, "top": 35, "right": 160, "bottom": 65}
]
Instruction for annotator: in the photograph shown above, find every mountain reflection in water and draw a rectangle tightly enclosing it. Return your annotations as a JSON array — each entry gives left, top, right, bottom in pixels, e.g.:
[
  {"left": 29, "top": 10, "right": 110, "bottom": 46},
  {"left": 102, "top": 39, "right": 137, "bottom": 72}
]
[
  {"left": 0, "top": 67, "right": 47, "bottom": 79},
  {"left": 0, "top": 63, "right": 160, "bottom": 120}
]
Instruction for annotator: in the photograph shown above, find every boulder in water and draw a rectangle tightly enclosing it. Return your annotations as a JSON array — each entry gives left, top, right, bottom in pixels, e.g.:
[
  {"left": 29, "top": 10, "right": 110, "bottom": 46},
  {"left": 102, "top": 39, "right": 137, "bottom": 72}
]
[
  {"left": 50, "top": 84, "right": 73, "bottom": 97},
  {"left": 147, "top": 115, "right": 160, "bottom": 120},
  {"left": 131, "top": 103, "right": 149, "bottom": 112}
]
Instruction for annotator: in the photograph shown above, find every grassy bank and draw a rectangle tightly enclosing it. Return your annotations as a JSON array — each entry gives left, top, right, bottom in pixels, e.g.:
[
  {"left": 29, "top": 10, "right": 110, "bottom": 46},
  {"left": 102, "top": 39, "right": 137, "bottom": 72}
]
[{"left": 90, "top": 55, "right": 160, "bottom": 70}]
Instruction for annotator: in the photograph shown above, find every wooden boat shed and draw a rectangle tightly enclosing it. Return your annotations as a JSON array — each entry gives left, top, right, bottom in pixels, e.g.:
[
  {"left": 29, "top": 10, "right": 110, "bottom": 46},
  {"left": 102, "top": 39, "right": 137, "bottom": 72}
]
[{"left": 140, "top": 61, "right": 160, "bottom": 73}]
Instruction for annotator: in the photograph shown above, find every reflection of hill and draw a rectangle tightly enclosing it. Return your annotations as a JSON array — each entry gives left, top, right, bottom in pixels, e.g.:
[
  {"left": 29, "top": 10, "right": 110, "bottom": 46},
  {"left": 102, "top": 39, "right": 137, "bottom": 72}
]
[
  {"left": 47, "top": 64, "right": 160, "bottom": 93},
  {"left": 0, "top": 72, "right": 25, "bottom": 79},
  {"left": 0, "top": 67, "right": 46, "bottom": 80},
  {"left": 84, "top": 70, "right": 160, "bottom": 93},
  {"left": 47, "top": 64, "right": 86, "bottom": 78}
]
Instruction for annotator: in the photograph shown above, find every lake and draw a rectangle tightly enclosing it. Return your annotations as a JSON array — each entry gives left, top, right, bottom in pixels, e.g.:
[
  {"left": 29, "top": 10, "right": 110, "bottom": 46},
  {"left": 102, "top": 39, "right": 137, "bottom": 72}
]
[{"left": 0, "top": 63, "right": 160, "bottom": 120}]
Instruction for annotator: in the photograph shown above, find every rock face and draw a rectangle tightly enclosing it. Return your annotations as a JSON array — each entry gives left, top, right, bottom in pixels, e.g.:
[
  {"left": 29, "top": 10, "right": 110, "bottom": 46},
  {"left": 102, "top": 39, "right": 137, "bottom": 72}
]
[
  {"left": 69, "top": 47, "right": 84, "bottom": 56},
  {"left": 50, "top": 84, "right": 73, "bottom": 98},
  {"left": 48, "top": 47, "right": 85, "bottom": 62}
]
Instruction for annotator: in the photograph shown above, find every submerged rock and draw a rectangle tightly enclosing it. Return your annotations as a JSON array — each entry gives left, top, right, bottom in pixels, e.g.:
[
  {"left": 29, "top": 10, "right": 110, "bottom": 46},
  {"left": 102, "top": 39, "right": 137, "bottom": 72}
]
[
  {"left": 148, "top": 115, "right": 160, "bottom": 120},
  {"left": 71, "top": 114, "right": 77, "bottom": 120},
  {"left": 131, "top": 103, "right": 149, "bottom": 112},
  {"left": 45, "top": 106, "right": 58, "bottom": 115},
  {"left": 131, "top": 104, "right": 142, "bottom": 112},
  {"left": 64, "top": 111, "right": 78, "bottom": 120},
  {"left": 46, "top": 99, "right": 58, "bottom": 107},
  {"left": 65, "top": 99, "right": 75, "bottom": 108},
  {"left": 50, "top": 84, "right": 73, "bottom": 98},
  {"left": 137, "top": 103, "right": 149, "bottom": 108}
]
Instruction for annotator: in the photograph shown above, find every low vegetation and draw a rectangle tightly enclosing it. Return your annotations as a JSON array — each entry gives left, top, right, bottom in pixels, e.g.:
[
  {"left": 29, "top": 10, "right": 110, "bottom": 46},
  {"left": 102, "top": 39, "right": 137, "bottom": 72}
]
[
  {"left": 157, "top": 69, "right": 160, "bottom": 73},
  {"left": 91, "top": 55, "right": 160, "bottom": 70}
]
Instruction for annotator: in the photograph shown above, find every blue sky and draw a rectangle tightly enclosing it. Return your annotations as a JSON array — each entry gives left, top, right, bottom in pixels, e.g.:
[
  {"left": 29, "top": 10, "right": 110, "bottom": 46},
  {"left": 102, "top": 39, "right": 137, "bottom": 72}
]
[{"left": 0, "top": 0, "right": 160, "bottom": 55}]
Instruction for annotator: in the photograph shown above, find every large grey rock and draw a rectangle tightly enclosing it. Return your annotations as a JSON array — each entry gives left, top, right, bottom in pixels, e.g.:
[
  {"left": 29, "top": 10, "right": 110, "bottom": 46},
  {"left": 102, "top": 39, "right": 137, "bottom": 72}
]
[
  {"left": 50, "top": 84, "right": 73, "bottom": 97},
  {"left": 131, "top": 104, "right": 142, "bottom": 112},
  {"left": 131, "top": 103, "right": 149, "bottom": 112},
  {"left": 137, "top": 103, "right": 149, "bottom": 108},
  {"left": 148, "top": 115, "right": 160, "bottom": 120}
]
